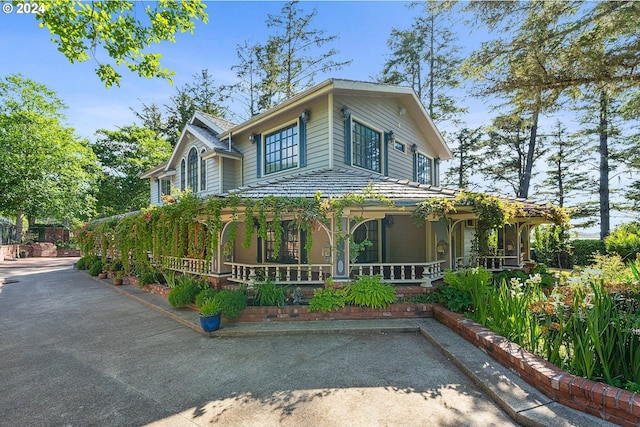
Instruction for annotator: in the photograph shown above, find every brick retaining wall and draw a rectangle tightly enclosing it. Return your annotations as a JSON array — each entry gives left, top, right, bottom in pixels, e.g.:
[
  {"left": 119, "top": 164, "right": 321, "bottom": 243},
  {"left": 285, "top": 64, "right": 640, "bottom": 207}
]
[
  {"left": 138, "top": 282, "right": 432, "bottom": 322},
  {"left": 433, "top": 305, "right": 640, "bottom": 427}
]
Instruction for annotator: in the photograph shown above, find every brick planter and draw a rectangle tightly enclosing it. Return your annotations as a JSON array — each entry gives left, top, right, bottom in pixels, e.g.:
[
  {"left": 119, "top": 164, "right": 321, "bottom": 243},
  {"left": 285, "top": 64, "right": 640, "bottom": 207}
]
[
  {"left": 433, "top": 305, "right": 640, "bottom": 427},
  {"left": 235, "top": 303, "right": 433, "bottom": 322},
  {"left": 139, "top": 283, "right": 433, "bottom": 322}
]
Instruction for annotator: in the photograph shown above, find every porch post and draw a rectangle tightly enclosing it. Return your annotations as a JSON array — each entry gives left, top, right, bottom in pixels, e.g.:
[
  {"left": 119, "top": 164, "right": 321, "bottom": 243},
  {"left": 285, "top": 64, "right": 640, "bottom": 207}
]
[{"left": 332, "top": 217, "right": 350, "bottom": 282}]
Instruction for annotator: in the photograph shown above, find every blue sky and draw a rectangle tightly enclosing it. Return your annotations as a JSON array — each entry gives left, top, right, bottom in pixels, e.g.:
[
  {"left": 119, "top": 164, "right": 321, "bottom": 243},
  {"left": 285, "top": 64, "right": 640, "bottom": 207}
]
[
  {"left": 0, "top": 1, "right": 629, "bottom": 233},
  {"left": 0, "top": 1, "right": 462, "bottom": 140}
]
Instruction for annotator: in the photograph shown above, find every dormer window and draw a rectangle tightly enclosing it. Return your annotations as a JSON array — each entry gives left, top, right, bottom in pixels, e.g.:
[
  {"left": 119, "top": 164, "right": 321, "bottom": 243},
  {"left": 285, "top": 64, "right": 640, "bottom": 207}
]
[
  {"left": 264, "top": 123, "right": 298, "bottom": 175},
  {"left": 352, "top": 121, "right": 381, "bottom": 173}
]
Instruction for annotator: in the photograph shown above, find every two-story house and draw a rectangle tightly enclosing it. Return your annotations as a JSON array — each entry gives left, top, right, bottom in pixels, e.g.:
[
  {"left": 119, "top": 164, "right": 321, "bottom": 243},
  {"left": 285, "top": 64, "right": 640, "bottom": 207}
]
[{"left": 141, "top": 79, "right": 553, "bottom": 286}]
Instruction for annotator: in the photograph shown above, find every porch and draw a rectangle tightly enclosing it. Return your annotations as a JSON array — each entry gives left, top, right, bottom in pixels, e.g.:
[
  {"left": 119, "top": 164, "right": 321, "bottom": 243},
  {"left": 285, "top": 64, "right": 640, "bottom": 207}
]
[
  {"left": 224, "top": 260, "right": 445, "bottom": 287},
  {"left": 150, "top": 255, "right": 445, "bottom": 287}
]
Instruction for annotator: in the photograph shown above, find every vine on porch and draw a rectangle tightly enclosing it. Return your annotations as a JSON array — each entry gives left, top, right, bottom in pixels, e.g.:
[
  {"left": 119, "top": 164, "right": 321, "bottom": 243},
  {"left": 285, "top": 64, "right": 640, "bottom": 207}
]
[
  {"left": 411, "top": 191, "right": 568, "bottom": 258},
  {"left": 75, "top": 186, "right": 394, "bottom": 274}
]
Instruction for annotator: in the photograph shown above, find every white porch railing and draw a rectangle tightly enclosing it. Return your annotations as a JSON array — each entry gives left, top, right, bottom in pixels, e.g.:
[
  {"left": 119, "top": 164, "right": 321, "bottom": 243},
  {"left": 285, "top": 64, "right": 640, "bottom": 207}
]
[
  {"left": 455, "top": 256, "right": 521, "bottom": 271},
  {"left": 352, "top": 261, "right": 445, "bottom": 287},
  {"left": 226, "top": 262, "right": 332, "bottom": 285},
  {"left": 155, "top": 255, "right": 215, "bottom": 275},
  {"left": 147, "top": 255, "right": 445, "bottom": 287}
]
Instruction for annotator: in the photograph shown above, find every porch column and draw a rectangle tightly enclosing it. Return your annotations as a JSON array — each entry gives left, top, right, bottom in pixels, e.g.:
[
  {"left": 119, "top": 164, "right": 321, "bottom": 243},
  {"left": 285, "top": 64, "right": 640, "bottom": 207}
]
[{"left": 332, "top": 217, "right": 350, "bottom": 281}]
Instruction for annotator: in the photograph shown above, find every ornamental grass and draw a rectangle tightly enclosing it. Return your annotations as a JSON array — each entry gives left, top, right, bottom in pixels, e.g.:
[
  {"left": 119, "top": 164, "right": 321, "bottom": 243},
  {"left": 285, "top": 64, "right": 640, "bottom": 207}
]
[{"left": 444, "top": 257, "right": 640, "bottom": 393}]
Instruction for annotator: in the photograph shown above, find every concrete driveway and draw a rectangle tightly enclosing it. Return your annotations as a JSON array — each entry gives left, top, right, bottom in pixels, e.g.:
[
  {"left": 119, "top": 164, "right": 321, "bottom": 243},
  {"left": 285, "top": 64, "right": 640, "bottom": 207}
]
[{"left": 0, "top": 258, "right": 519, "bottom": 426}]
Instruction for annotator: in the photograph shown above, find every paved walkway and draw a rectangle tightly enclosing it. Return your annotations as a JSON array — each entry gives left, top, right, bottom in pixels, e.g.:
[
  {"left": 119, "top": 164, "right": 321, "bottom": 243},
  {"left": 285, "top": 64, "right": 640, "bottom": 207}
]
[{"left": 0, "top": 257, "right": 614, "bottom": 426}]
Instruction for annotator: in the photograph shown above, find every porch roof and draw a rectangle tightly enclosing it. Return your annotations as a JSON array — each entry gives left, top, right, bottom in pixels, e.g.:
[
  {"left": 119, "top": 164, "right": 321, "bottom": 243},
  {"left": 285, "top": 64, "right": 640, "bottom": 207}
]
[{"left": 227, "top": 167, "right": 550, "bottom": 211}]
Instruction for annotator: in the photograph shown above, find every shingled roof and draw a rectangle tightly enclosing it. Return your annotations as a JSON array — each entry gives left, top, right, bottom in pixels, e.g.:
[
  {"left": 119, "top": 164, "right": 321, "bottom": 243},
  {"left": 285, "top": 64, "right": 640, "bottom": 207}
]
[{"left": 227, "top": 168, "right": 548, "bottom": 210}]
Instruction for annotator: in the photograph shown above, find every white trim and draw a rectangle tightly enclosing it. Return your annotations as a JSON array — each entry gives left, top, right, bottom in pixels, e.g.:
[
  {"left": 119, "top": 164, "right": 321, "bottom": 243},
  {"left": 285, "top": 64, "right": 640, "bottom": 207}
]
[{"left": 394, "top": 140, "right": 407, "bottom": 153}]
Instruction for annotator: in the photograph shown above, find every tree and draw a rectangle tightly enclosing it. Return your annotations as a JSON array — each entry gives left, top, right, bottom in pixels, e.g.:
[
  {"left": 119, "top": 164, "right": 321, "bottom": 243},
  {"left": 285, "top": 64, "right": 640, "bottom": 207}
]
[
  {"left": 464, "top": 0, "right": 640, "bottom": 221},
  {"left": 231, "top": 1, "right": 350, "bottom": 116},
  {"left": 480, "top": 114, "right": 546, "bottom": 197},
  {"left": 442, "top": 127, "right": 484, "bottom": 190},
  {"left": 0, "top": 74, "right": 98, "bottom": 239},
  {"left": 229, "top": 40, "right": 263, "bottom": 119},
  {"left": 535, "top": 121, "right": 596, "bottom": 228},
  {"left": 36, "top": 1, "right": 208, "bottom": 88},
  {"left": 92, "top": 125, "right": 172, "bottom": 217},
  {"left": 132, "top": 69, "right": 228, "bottom": 146},
  {"left": 570, "top": 87, "right": 630, "bottom": 238},
  {"left": 463, "top": 2, "right": 576, "bottom": 198},
  {"left": 378, "top": 1, "right": 465, "bottom": 124}
]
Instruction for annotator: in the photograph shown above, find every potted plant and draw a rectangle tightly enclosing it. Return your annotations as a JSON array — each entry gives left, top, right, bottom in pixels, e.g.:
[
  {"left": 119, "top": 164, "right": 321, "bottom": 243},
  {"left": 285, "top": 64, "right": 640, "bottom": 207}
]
[
  {"left": 198, "top": 298, "right": 222, "bottom": 332},
  {"left": 113, "top": 271, "right": 124, "bottom": 286}
]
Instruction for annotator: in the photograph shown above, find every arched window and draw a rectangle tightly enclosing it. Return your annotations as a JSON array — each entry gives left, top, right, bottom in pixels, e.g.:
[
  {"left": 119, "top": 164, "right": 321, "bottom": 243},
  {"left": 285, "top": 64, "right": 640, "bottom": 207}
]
[
  {"left": 180, "top": 159, "right": 186, "bottom": 191},
  {"left": 200, "top": 149, "right": 206, "bottom": 191},
  {"left": 188, "top": 147, "right": 198, "bottom": 190}
]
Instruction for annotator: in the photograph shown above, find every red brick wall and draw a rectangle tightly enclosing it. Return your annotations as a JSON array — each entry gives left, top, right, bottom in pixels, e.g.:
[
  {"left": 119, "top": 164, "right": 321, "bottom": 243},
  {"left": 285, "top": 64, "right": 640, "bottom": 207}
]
[{"left": 433, "top": 305, "right": 640, "bottom": 427}]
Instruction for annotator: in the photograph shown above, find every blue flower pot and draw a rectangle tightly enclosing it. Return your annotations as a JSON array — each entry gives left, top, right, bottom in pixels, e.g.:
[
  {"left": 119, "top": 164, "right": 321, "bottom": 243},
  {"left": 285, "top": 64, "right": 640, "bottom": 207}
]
[{"left": 199, "top": 312, "right": 221, "bottom": 332}]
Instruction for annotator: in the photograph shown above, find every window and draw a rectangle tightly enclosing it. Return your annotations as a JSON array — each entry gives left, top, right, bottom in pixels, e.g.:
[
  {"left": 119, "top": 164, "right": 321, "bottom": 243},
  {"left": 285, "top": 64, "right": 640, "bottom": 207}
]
[
  {"left": 180, "top": 159, "right": 185, "bottom": 191},
  {"left": 187, "top": 147, "right": 198, "bottom": 190},
  {"left": 200, "top": 150, "right": 206, "bottom": 191},
  {"left": 264, "top": 123, "right": 298, "bottom": 174},
  {"left": 353, "top": 220, "right": 379, "bottom": 263},
  {"left": 265, "top": 221, "right": 300, "bottom": 263},
  {"left": 394, "top": 141, "right": 406, "bottom": 153},
  {"left": 416, "top": 153, "right": 432, "bottom": 185},
  {"left": 352, "top": 121, "right": 381, "bottom": 172},
  {"left": 160, "top": 178, "right": 171, "bottom": 196}
]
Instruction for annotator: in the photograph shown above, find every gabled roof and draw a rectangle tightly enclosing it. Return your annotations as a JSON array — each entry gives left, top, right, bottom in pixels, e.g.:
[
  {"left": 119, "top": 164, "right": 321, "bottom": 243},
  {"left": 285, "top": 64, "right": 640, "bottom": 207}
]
[
  {"left": 226, "top": 167, "right": 548, "bottom": 212},
  {"left": 163, "top": 112, "right": 241, "bottom": 172},
  {"left": 196, "top": 111, "right": 236, "bottom": 133},
  {"left": 220, "top": 78, "right": 452, "bottom": 160},
  {"left": 140, "top": 161, "right": 168, "bottom": 179}
]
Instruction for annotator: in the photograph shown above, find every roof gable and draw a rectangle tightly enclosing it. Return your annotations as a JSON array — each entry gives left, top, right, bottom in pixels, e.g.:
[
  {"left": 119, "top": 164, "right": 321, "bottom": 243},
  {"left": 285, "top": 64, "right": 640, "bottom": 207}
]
[
  {"left": 164, "top": 112, "right": 240, "bottom": 172},
  {"left": 220, "top": 79, "right": 452, "bottom": 160}
]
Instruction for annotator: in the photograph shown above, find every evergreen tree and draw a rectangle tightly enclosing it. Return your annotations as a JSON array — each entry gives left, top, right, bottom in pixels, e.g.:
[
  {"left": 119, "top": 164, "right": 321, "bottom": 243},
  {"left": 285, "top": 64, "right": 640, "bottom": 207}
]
[
  {"left": 480, "top": 114, "right": 546, "bottom": 197},
  {"left": 132, "top": 69, "right": 228, "bottom": 146},
  {"left": 442, "top": 127, "right": 484, "bottom": 190},
  {"left": 378, "top": 1, "right": 464, "bottom": 124},
  {"left": 535, "top": 121, "right": 596, "bottom": 228},
  {"left": 231, "top": 1, "right": 350, "bottom": 116}
]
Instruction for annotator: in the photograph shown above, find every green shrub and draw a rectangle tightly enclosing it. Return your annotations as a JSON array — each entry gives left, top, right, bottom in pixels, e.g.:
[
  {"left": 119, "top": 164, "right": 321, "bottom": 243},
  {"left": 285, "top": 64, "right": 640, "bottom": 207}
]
[
  {"left": 163, "top": 269, "right": 178, "bottom": 288},
  {"left": 138, "top": 268, "right": 157, "bottom": 286},
  {"left": 88, "top": 259, "right": 103, "bottom": 276},
  {"left": 216, "top": 288, "right": 247, "bottom": 320},
  {"left": 531, "top": 224, "right": 571, "bottom": 268},
  {"left": 77, "top": 255, "right": 98, "bottom": 270},
  {"left": 606, "top": 222, "right": 640, "bottom": 260},
  {"left": 196, "top": 287, "right": 218, "bottom": 308},
  {"left": 345, "top": 275, "right": 396, "bottom": 309},
  {"left": 308, "top": 287, "right": 347, "bottom": 312},
  {"left": 253, "top": 278, "right": 285, "bottom": 306},
  {"left": 167, "top": 275, "right": 203, "bottom": 307},
  {"left": 572, "top": 239, "right": 605, "bottom": 266},
  {"left": 439, "top": 286, "right": 473, "bottom": 313},
  {"left": 493, "top": 270, "right": 528, "bottom": 286},
  {"left": 198, "top": 298, "right": 222, "bottom": 316},
  {"left": 109, "top": 258, "right": 123, "bottom": 272}
]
